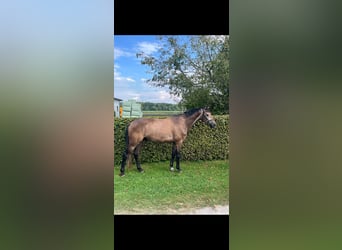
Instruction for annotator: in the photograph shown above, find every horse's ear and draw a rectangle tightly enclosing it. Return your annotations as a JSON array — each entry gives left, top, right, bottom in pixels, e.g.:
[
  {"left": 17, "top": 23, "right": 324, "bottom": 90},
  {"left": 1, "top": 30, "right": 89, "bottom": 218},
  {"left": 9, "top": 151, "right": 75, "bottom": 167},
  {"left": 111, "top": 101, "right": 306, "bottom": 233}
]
[{"left": 203, "top": 106, "right": 209, "bottom": 111}]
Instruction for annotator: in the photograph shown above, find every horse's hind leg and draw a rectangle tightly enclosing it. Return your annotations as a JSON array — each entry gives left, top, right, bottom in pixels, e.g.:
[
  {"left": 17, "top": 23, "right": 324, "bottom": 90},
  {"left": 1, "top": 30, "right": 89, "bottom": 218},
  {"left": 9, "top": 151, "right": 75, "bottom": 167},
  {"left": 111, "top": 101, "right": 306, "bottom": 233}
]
[
  {"left": 120, "top": 149, "right": 128, "bottom": 176},
  {"left": 133, "top": 142, "right": 144, "bottom": 173},
  {"left": 175, "top": 141, "right": 183, "bottom": 172},
  {"left": 120, "top": 148, "right": 129, "bottom": 176},
  {"left": 120, "top": 145, "right": 134, "bottom": 177}
]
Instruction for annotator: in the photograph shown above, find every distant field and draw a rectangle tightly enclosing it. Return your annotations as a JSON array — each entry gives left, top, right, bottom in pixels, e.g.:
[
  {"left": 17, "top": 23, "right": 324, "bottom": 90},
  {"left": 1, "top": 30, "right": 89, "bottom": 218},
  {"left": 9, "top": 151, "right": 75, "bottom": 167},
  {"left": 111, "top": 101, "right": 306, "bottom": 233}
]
[{"left": 142, "top": 110, "right": 183, "bottom": 117}]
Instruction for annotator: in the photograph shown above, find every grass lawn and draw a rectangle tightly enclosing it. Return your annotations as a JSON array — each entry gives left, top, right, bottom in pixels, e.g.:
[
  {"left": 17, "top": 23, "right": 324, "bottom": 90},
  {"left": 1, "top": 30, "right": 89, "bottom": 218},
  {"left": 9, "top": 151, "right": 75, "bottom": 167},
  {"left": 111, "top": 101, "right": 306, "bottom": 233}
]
[{"left": 114, "top": 160, "right": 229, "bottom": 214}]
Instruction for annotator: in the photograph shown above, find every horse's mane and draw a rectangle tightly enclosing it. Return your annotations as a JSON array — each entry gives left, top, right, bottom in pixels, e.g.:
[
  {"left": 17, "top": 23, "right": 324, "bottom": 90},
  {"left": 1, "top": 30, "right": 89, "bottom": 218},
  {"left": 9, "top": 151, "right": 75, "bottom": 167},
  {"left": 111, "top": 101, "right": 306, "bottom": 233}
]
[{"left": 183, "top": 108, "right": 203, "bottom": 117}]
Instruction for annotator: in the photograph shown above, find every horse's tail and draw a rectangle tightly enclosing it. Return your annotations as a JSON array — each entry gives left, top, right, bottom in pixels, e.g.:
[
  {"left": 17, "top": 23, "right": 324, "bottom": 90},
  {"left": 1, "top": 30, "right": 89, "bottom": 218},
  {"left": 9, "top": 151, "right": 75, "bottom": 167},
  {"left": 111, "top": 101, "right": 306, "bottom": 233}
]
[
  {"left": 124, "top": 123, "right": 130, "bottom": 149},
  {"left": 123, "top": 122, "right": 132, "bottom": 168}
]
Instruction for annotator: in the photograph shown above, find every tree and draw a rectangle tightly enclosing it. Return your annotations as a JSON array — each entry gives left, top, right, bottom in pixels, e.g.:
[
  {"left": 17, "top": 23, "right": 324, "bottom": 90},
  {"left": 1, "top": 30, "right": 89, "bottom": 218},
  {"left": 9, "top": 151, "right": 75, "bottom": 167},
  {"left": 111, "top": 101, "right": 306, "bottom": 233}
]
[
  {"left": 139, "top": 102, "right": 182, "bottom": 111},
  {"left": 137, "top": 35, "right": 229, "bottom": 114}
]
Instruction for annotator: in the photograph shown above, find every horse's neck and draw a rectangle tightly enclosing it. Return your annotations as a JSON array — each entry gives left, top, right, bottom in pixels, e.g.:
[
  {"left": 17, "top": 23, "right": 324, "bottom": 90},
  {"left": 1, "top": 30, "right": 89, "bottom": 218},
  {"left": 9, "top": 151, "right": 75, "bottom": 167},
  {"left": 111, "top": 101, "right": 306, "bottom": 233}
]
[{"left": 185, "top": 110, "right": 203, "bottom": 129}]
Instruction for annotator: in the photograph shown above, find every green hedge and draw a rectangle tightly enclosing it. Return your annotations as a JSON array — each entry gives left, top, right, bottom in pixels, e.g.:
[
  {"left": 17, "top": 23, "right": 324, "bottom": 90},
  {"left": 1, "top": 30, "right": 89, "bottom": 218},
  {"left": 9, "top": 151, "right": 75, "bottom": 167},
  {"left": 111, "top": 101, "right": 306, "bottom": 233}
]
[{"left": 114, "top": 115, "right": 229, "bottom": 165}]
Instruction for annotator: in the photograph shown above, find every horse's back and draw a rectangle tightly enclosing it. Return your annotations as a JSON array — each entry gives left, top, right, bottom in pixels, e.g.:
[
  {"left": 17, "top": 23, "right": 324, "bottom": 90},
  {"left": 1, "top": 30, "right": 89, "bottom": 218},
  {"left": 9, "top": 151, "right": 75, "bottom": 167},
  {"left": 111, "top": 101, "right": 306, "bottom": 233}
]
[{"left": 129, "top": 117, "right": 179, "bottom": 142}]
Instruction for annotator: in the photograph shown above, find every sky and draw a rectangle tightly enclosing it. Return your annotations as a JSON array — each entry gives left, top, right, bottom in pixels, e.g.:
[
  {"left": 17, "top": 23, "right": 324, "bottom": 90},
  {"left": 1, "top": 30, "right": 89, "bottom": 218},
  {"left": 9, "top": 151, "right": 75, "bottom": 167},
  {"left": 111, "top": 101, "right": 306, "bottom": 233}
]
[{"left": 114, "top": 35, "right": 181, "bottom": 104}]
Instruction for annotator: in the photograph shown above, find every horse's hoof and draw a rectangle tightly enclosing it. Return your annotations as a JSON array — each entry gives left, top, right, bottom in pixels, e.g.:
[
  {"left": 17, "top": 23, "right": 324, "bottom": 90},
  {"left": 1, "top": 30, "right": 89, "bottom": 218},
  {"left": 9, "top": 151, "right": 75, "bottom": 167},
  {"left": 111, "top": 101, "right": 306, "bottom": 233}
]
[
  {"left": 170, "top": 167, "right": 175, "bottom": 172},
  {"left": 177, "top": 169, "right": 182, "bottom": 173},
  {"left": 138, "top": 169, "right": 144, "bottom": 173},
  {"left": 119, "top": 173, "right": 125, "bottom": 177}
]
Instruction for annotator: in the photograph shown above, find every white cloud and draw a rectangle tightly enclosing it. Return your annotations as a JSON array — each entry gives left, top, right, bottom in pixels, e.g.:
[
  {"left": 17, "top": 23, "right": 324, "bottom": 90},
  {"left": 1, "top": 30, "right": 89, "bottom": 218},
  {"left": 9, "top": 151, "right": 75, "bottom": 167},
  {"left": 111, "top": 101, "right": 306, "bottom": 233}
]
[
  {"left": 114, "top": 48, "right": 134, "bottom": 59},
  {"left": 158, "top": 90, "right": 170, "bottom": 100},
  {"left": 114, "top": 63, "right": 135, "bottom": 82},
  {"left": 126, "top": 77, "right": 135, "bottom": 82},
  {"left": 114, "top": 64, "right": 120, "bottom": 76},
  {"left": 114, "top": 90, "right": 141, "bottom": 102},
  {"left": 115, "top": 78, "right": 180, "bottom": 104},
  {"left": 114, "top": 76, "right": 135, "bottom": 82},
  {"left": 139, "top": 90, "right": 181, "bottom": 104},
  {"left": 136, "top": 41, "right": 160, "bottom": 55},
  {"left": 114, "top": 71, "right": 141, "bottom": 101},
  {"left": 127, "top": 93, "right": 141, "bottom": 101}
]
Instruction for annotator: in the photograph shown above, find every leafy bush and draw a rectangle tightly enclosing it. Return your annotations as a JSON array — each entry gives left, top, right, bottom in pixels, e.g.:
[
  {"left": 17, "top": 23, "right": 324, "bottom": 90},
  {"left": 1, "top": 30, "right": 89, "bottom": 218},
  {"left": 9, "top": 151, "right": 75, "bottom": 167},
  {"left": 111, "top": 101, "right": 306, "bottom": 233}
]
[{"left": 114, "top": 115, "right": 229, "bottom": 165}]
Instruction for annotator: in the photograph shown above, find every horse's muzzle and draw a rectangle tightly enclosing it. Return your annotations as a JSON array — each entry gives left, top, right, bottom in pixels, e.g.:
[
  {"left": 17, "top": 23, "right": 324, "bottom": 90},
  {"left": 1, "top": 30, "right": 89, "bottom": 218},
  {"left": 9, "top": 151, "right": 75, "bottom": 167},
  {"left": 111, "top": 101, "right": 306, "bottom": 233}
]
[{"left": 208, "top": 120, "right": 216, "bottom": 128}]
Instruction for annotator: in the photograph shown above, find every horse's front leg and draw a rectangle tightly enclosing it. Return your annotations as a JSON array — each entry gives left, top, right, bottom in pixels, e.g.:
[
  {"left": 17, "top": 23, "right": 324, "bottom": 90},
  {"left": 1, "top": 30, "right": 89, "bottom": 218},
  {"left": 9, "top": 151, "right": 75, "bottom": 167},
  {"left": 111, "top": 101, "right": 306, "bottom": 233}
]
[
  {"left": 175, "top": 150, "right": 182, "bottom": 172},
  {"left": 170, "top": 142, "right": 176, "bottom": 171},
  {"left": 175, "top": 141, "right": 183, "bottom": 172}
]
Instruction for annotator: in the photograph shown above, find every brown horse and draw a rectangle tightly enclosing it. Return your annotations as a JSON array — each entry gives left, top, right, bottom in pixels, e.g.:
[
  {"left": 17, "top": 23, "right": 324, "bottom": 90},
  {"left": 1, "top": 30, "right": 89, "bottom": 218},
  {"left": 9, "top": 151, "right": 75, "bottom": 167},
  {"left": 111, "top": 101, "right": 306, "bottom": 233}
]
[{"left": 119, "top": 107, "right": 216, "bottom": 176}]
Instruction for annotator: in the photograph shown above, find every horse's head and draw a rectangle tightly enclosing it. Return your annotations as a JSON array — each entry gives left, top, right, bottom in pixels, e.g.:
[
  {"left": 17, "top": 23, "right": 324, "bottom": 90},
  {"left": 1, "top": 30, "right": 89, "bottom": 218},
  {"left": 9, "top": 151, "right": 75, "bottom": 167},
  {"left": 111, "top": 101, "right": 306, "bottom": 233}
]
[{"left": 200, "top": 107, "right": 216, "bottom": 128}]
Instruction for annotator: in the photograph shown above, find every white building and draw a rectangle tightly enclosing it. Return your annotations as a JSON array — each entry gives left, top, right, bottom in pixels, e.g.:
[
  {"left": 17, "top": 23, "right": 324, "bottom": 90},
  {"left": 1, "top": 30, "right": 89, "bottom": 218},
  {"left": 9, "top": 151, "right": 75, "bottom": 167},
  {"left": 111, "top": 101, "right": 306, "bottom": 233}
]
[{"left": 114, "top": 97, "right": 122, "bottom": 117}]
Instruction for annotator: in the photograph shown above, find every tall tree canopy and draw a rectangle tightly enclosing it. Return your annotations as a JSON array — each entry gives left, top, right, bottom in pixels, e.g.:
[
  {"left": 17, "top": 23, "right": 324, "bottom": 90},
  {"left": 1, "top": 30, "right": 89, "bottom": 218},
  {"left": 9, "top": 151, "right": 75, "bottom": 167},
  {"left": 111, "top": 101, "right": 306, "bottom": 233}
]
[{"left": 137, "top": 35, "right": 229, "bottom": 114}]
